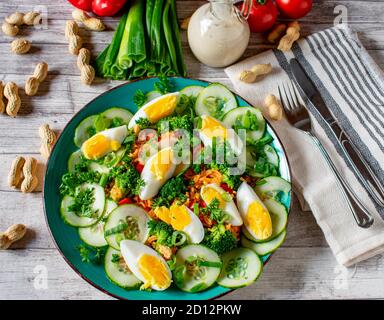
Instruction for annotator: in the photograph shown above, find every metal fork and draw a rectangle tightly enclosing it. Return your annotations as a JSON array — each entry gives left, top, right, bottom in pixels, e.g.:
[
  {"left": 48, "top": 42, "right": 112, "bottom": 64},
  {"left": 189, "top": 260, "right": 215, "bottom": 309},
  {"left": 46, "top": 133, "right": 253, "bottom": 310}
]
[{"left": 278, "top": 80, "right": 374, "bottom": 228}]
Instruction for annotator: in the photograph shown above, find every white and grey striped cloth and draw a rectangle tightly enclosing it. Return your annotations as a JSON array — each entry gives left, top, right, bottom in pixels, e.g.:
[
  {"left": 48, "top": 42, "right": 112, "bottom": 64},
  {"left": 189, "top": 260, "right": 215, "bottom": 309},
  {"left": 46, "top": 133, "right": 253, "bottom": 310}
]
[{"left": 225, "top": 24, "right": 384, "bottom": 266}]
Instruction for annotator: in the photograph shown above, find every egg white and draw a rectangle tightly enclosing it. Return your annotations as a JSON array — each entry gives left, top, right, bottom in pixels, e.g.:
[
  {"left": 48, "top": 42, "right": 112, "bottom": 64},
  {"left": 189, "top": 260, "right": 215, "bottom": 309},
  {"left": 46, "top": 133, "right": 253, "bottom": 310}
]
[
  {"left": 120, "top": 240, "right": 172, "bottom": 291},
  {"left": 179, "top": 206, "right": 205, "bottom": 244},
  {"left": 201, "top": 183, "right": 243, "bottom": 226},
  {"left": 128, "top": 92, "right": 180, "bottom": 129},
  {"left": 81, "top": 125, "right": 128, "bottom": 160},
  {"left": 139, "top": 148, "right": 176, "bottom": 200}
]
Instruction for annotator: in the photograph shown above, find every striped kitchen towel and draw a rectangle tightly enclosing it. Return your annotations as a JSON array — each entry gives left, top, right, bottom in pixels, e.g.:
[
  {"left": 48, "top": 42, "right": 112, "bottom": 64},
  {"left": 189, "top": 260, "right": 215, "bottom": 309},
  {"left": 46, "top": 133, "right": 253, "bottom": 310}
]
[{"left": 225, "top": 24, "right": 384, "bottom": 267}]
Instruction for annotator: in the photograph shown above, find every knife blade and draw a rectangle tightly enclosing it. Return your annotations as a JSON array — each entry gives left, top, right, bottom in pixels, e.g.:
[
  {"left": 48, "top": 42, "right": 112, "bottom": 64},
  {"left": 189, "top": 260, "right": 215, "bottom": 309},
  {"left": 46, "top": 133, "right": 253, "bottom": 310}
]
[{"left": 289, "top": 58, "right": 384, "bottom": 207}]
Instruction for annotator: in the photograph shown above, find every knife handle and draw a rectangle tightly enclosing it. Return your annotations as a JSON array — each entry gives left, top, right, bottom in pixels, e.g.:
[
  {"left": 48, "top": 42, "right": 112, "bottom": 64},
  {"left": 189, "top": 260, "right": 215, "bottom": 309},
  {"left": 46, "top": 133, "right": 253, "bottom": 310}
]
[
  {"left": 329, "top": 122, "right": 384, "bottom": 208},
  {"left": 308, "top": 132, "right": 374, "bottom": 228}
]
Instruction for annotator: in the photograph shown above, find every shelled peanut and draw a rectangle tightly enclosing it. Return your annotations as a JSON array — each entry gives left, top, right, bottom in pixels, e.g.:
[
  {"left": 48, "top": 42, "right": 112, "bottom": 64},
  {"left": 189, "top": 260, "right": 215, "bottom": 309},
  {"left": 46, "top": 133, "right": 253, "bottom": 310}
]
[
  {"left": 2, "top": 22, "right": 19, "bottom": 37},
  {"left": 77, "top": 48, "right": 95, "bottom": 85},
  {"left": 278, "top": 21, "right": 301, "bottom": 52},
  {"left": 20, "top": 157, "right": 38, "bottom": 193},
  {"left": 65, "top": 20, "right": 83, "bottom": 55},
  {"left": 265, "top": 94, "right": 283, "bottom": 121},
  {"left": 10, "top": 38, "right": 31, "bottom": 54},
  {"left": 4, "top": 82, "right": 21, "bottom": 117},
  {"left": 72, "top": 9, "right": 105, "bottom": 31},
  {"left": 239, "top": 64, "right": 273, "bottom": 83},
  {"left": 8, "top": 156, "right": 25, "bottom": 189},
  {"left": 0, "top": 224, "right": 27, "bottom": 250},
  {"left": 39, "top": 124, "right": 56, "bottom": 159},
  {"left": 25, "top": 62, "right": 49, "bottom": 96}
]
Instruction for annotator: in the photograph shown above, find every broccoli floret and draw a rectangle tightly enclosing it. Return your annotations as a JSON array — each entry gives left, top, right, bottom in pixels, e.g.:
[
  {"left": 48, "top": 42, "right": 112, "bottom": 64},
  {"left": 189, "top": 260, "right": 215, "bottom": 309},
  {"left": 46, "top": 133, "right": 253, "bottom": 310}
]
[
  {"left": 202, "top": 224, "right": 238, "bottom": 255},
  {"left": 148, "top": 220, "right": 174, "bottom": 247},
  {"left": 157, "top": 114, "right": 194, "bottom": 133},
  {"left": 152, "top": 177, "right": 187, "bottom": 207}
]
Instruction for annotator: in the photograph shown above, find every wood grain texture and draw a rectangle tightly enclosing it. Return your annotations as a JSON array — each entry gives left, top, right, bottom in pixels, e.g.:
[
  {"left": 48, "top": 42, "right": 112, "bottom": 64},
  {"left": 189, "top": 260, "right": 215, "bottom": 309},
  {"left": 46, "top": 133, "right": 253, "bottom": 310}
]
[{"left": 0, "top": 0, "right": 383, "bottom": 300}]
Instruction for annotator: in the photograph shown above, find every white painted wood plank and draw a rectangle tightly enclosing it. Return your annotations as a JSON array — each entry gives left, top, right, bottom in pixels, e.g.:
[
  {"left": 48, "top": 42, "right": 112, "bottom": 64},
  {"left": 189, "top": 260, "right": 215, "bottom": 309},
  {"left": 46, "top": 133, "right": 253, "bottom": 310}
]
[{"left": 1, "top": 247, "right": 384, "bottom": 300}]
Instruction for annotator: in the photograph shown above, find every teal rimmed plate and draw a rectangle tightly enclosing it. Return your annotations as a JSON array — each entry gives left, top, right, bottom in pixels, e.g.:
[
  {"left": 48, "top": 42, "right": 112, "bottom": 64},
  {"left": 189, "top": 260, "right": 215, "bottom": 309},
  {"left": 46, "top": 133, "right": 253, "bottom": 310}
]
[{"left": 44, "top": 77, "right": 292, "bottom": 300}]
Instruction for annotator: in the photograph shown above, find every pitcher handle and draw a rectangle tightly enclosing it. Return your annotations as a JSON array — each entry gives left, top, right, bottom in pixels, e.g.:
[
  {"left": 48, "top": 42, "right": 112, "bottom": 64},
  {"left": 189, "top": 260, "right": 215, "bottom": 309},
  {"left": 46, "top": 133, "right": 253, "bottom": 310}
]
[{"left": 240, "top": 0, "right": 253, "bottom": 19}]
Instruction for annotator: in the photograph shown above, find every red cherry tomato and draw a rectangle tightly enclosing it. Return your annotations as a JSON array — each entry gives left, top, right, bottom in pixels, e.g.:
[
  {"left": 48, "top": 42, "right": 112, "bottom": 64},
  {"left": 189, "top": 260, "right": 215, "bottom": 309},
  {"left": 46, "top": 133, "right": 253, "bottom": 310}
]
[
  {"left": 119, "top": 198, "right": 133, "bottom": 205},
  {"left": 275, "top": 0, "right": 312, "bottom": 19},
  {"left": 135, "top": 162, "right": 144, "bottom": 173},
  {"left": 67, "top": 0, "right": 126, "bottom": 17},
  {"left": 68, "top": 0, "right": 92, "bottom": 11},
  {"left": 239, "top": 0, "right": 278, "bottom": 33},
  {"left": 92, "top": 0, "right": 127, "bottom": 17},
  {"left": 199, "top": 200, "right": 207, "bottom": 208},
  {"left": 220, "top": 183, "right": 233, "bottom": 193}
]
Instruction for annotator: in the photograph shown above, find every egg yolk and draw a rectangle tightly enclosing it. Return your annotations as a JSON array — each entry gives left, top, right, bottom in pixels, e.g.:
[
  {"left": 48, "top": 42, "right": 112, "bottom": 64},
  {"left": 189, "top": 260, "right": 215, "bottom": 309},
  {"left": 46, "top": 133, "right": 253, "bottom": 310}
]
[
  {"left": 82, "top": 134, "right": 121, "bottom": 160},
  {"left": 144, "top": 95, "right": 177, "bottom": 123},
  {"left": 201, "top": 116, "right": 228, "bottom": 139},
  {"left": 154, "top": 206, "right": 172, "bottom": 225},
  {"left": 245, "top": 201, "right": 272, "bottom": 240},
  {"left": 138, "top": 254, "right": 171, "bottom": 289},
  {"left": 150, "top": 149, "right": 174, "bottom": 180},
  {"left": 155, "top": 204, "right": 191, "bottom": 231},
  {"left": 201, "top": 187, "right": 226, "bottom": 208},
  {"left": 170, "top": 204, "right": 191, "bottom": 231}
]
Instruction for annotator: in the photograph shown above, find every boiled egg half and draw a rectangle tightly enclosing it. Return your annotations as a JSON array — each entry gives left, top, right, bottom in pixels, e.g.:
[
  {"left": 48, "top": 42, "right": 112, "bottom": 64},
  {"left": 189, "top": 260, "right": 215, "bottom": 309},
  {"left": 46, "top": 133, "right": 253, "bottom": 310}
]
[
  {"left": 236, "top": 181, "right": 272, "bottom": 241},
  {"left": 120, "top": 240, "right": 172, "bottom": 291},
  {"left": 128, "top": 92, "right": 180, "bottom": 129},
  {"left": 154, "top": 203, "right": 205, "bottom": 244},
  {"left": 81, "top": 125, "right": 128, "bottom": 160},
  {"left": 139, "top": 147, "right": 176, "bottom": 200},
  {"left": 200, "top": 183, "right": 243, "bottom": 226}
]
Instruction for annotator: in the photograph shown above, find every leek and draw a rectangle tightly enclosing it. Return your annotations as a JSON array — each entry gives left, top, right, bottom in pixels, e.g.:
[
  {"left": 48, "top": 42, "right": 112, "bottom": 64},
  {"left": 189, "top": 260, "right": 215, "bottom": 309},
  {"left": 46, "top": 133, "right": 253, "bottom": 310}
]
[
  {"left": 102, "top": 13, "right": 128, "bottom": 77},
  {"left": 116, "top": 0, "right": 146, "bottom": 71},
  {"left": 163, "top": 0, "right": 179, "bottom": 74},
  {"left": 170, "top": 0, "right": 186, "bottom": 76}
]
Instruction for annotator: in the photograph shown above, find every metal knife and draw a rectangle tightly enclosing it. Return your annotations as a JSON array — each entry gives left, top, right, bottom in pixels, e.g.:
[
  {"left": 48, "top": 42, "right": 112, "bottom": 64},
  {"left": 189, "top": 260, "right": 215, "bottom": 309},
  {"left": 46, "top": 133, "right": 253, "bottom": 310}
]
[{"left": 289, "top": 58, "right": 384, "bottom": 208}]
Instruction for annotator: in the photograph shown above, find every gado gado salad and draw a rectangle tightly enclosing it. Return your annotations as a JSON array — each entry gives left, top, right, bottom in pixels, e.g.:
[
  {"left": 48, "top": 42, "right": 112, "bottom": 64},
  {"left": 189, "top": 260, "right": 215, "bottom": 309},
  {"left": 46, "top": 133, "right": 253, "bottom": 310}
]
[{"left": 59, "top": 78, "right": 291, "bottom": 293}]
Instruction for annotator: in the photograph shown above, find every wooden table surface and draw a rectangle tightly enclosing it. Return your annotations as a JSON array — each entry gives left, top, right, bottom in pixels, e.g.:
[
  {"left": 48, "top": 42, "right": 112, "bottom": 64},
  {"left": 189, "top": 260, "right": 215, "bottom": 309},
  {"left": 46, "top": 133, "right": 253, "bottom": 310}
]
[{"left": 1, "top": 0, "right": 384, "bottom": 300}]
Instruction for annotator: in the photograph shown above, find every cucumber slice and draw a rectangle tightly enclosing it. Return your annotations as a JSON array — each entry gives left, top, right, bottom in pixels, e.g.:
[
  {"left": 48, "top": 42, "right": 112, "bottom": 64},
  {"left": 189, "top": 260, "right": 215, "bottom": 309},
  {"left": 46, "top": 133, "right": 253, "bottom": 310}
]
[
  {"left": 146, "top": 91, "right": 161, "bottom": 102},
  {"left": 173, "top": 244, "right": 222, "bottom": 293},
  {"left": 103, "top": 148, "right": 126, "bottom": 168},
  {"left": 222, "top": 107, "right": 266, "bottom": 142},
  {"left": 60, "top": 183, "right": 106, "bottom": 227},
  {"left": 244, "top": 147, "right": 263, "bottom": 178},
  {"left": 255, "top": 176, "right": 291, "bottom": 197},
  {"left": 180, "top": 85, "right": 204, "bottom": 98},
  {"left": 74, "top": 115, "right": 98, "bottom": 147},
  {"left": 104, "top": 247, "right": 141, "bottom": 289},
  {"left": 264, "top": 145, "right": 279, "bottom": 167},
  {"left": 195, "top": 83, "right": 237, "bottom": 120},
  {"left": 68, "top": 150, "right": 82, "bottom": 173},
  {"left": 79, "top": 200, "right": 117, "bottom": 247},
  {"left": 102, "top": 108, "right": 133, "bottom": 125},
  {"left": 241, "top": 230, "right": 286, "bottom": 256},
  {"left": 242, "top": 198, "right": 288, "bottom": 243},
  {"left": 217, "top": 247, "right": 262, "bottom": 289},
  {"left": 88, "top": 162, "right": 110, "bottom": 174},
  {"left": 104, "top": 204, "right": 150, "bottom": 250}
]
